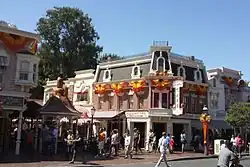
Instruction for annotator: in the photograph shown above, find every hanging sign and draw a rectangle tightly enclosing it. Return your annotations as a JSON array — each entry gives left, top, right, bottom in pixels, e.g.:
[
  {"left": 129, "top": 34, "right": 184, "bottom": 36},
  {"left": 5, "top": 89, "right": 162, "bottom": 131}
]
[{"left": 172, "top": 80, "right": 183, "bottom": 116}]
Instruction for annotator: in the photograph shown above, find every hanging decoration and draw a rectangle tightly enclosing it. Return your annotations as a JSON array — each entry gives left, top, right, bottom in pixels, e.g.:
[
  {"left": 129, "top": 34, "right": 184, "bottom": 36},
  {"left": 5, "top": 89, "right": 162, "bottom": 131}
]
[
  {"left": 151, "top": 79, "right": 170, "bottom": 90},
  {"left": 155, "top": 70, "right": 168, "bottom": 76},
  {"left": 0, "top": 32, "right": 38, "bottom": 54},
  {"left": 130, "top": 80, "right": 146, "bottom": 93},
  {"left": 196, "top": 85, "right": 207, "bottom": 96},
  {"left": 94, "top": 84, "right": 109, "bottom": 95},
  {"left": 222, "top": 76, "right": 233, "bottom": 87},
  {"left": 111, "top": 82, "right": 129, "bottom": 95}
]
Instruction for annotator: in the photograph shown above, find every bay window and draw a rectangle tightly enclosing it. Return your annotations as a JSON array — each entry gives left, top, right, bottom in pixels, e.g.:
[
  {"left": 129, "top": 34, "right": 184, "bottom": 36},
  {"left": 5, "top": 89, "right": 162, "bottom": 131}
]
[
  {"left": 191, "top": 97, "right": 197, "bottom": 113},
  {"left": 19, "top": 61, "right": 29, "bottom": 80}
]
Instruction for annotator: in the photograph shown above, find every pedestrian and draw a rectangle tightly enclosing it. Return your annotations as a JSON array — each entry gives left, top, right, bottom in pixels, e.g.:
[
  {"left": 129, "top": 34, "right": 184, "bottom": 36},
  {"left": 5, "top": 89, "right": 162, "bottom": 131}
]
[
  {"left": 109, "top": 129, "right": 119, "bottom": 157},
  {"left": 180, "top": 130, "right": 187, "bottom": 153},
  {"left": 97, "top": 128, "right": 105, "bottom": 156},
  {"left": 124, "top": 131, "right": 133, "bottom": 159},
  {"left": 169, "top": 136, "right": 175, "bottom": 153},
  {"left": 236, "top": 134, "right": 244, "bottom": 158},
  {"left": 65, "top": 130, "right": 81, "bottom": 164},
  {"left": 147, "top": 129, "right": 155, "bottom": 153},
  {"left": 133, "top": 128, "right": 143, "bottom": 154},
  {"left": 154, "top": 132, "right": 170, "bottom": 167}
]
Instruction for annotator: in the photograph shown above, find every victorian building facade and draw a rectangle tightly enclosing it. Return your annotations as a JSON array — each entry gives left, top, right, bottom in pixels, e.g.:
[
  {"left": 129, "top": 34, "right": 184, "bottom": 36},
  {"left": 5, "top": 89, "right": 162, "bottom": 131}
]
[
  {"left": 93, "top": 42, "right": 209, "bottom": 147},
  {"left": 0, "top": 21, "right": 40, "bottom": 154},
  {"left": 207, "top": 67, "right": 250, "bottom": 129}
]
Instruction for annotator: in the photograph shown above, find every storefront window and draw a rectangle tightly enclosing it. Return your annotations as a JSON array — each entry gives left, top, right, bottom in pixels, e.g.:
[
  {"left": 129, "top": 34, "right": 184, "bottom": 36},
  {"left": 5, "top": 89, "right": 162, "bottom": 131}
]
[{"left": 162, "top": 93, "right": 168, "bottom": 108}]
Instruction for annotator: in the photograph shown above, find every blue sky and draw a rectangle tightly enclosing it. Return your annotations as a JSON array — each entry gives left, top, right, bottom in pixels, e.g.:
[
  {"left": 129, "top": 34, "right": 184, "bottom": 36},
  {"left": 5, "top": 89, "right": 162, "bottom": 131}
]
[{"left": 1, "top": 0, "right": 250, "bottom": 79}]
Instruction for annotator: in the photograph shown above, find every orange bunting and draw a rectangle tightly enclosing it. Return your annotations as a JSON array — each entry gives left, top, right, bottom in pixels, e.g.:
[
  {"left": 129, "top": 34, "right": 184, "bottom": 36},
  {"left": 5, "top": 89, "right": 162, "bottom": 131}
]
[
  {"left": 223, "top": 77, "right": 233, "bottom": 86},
  {"left": 155, "top": 71, "right": 168, "bottom": 76},
  {"left": 196, "top": 85, "right": 207, "bottom": 96},
  {"left": 130, "top": 80, "right": 146, "bottom": 93},
  {"left": 94, "top": 84, "right": 108, "bottom": 94},
  {"left": 0, "top": 32, "right": 38, "bottom": 54},
  {"left": 151, "top": 79, "right": 169, "bottom": 90}
]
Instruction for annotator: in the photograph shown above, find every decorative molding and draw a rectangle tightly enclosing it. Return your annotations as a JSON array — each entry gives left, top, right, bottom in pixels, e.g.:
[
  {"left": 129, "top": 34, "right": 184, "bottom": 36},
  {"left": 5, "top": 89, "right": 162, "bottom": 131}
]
[
  {"left": 194, "top": 65, "right": 202, "bottom": 83},
  {"left": 103, "top": 69, "right": 112, "bottom": 82},
  {"left": 131, "top": 65, "right": 141, "bottom": 79},
  {"left": 177, "top": 61, "right": 186, "bottom": 79}
]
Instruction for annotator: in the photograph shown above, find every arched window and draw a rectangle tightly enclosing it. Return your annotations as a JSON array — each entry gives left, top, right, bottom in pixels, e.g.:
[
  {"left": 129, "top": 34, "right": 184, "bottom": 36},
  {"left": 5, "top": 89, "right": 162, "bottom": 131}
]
[
  {"left": 134, "top": 66, "right": 138, "bottom": 76},
  {"left": 103, "top": 69, "right": 111, "bottom": 82},
  {"left": 157, "top": 57, "right": 165, "bottom": 72},
  {"left": 105, "top": 71, "right": 109, "bottom": 79},
  {"left": 180, "top": 68, "right": 184, "bottom": 77},
  {"left": 196, "top": 71, "right": 200, "bottom": 81},
  {"left": 177, "top": 66, "right": 186, "bottom": 79}
]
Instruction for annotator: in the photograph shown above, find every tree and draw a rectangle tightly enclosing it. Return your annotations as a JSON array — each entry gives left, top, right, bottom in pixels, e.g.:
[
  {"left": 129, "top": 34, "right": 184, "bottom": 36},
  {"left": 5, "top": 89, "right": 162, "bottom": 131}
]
[
  {"left": 225, "top": 102, "right": 250, "bottom": 128},
  {"left": 30, "top": 7, "right": 102, "bottom": 99},
  {"left": 99, "top": 53, "right": 123, "bottom": 62}
]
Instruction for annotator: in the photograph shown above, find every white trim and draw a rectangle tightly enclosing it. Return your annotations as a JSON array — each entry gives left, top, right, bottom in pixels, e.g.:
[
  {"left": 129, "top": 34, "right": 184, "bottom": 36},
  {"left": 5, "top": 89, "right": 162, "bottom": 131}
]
[
  {"left": 103, "top": 69, "right": 112, "bottom": 82},
  {"left": 94, "top": 65, "right": 100, "bottom": 82},
  {"left": 152, "top": 89, "right": 169, "bottom": 108},
  {"left": 194, "top": 66, "right": 202, "bottom": 83},
  {"left": 0, "top": 91, "right": 30, "bottom": 97},
  {"left": 177, "top": 62, "right": 186, "bottom": 79},
  {"left": 156, "top": 52, "right": 166, "bottom": 72},
  {"left": 100, "top": 58, "right": 151, "bottom": 69},
  {"left": 131, "top": 65, "right": 141, "bottom": 79}
]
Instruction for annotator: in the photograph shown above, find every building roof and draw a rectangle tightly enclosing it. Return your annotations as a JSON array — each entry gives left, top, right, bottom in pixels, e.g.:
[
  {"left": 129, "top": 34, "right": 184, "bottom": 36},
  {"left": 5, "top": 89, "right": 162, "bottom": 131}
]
[
  {"left": 0, "top": 24, "right": 41, "bottom": 41},
  {"left": 39, "top": 96, "right": 80, "bottom": 116},
  {"left": 96, "top": 50, "right": 207, "bottom": 83}
]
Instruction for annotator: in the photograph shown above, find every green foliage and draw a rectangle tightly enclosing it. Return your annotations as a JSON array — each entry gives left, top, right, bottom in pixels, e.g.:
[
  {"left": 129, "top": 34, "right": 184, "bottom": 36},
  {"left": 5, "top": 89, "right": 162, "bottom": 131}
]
[
  {"left": 31, "top": 7, "right": 102, "bottom": 99},
  {"left": 225, "top": 102, "right": 250, "bottom": 128},
  {"left": 99, "top": 53, "right": 123, "bottom": 62}
]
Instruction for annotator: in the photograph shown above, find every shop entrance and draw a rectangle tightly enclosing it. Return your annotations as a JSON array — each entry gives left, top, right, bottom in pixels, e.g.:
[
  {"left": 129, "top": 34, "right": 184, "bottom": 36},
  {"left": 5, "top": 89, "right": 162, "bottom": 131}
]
[
  {"left": 134, "top": 122, "right": 146, "bottom": 148},
  {"left": 153, "top": 122, "right": 166, "bottom": 143},
  {"left": 173, "top": 123, "right": 184, "bottom": 151}
]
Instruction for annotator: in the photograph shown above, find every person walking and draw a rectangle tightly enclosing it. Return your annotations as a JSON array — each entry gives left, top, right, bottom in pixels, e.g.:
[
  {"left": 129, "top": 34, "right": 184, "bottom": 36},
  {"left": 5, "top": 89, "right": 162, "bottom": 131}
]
[
  {"left": 154, "top": 132, "right": 170, "bottom": 167},
  {"left": 147, "top": 129, "right": 155, "bottom": 153},
  {"left": 124, "top": 131, "right": 133, "bottom": 159},
  {"left": 180, "top": 130, "right": 187, "bottom": 153},
  {"left": 109, "top": 129, "right": 119, "bottom": 157},
  {"left": 133, "top": 128, "right": 143, "bottom": 154}
]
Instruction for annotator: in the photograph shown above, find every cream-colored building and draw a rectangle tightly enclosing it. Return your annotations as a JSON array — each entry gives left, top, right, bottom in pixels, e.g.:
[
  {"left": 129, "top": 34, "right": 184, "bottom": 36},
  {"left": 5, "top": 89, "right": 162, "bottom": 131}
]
[
  {"left": 0, "top": 21, "right": 40, "bottom": 155},
  {"left": 43, "top": 69, "right": 95, "bottom": 114}
]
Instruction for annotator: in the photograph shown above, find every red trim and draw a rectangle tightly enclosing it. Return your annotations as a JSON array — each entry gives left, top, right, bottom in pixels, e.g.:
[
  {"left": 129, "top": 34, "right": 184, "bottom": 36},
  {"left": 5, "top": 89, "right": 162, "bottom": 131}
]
[{"left": 81, "top": 112, "right": 89, "bottom": 119}]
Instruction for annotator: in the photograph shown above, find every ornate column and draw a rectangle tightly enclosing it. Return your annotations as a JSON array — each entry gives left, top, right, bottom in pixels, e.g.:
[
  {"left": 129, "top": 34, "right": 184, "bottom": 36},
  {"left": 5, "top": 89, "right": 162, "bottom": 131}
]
[
  {"left": 172, "top": 80, "right": 184, "bottom": 116},
  {"left": 145, "top": 118, "right": 152, "bottom": 151},
  {"left": 15, "top": 108, "right": 24, "bottom": 155}
]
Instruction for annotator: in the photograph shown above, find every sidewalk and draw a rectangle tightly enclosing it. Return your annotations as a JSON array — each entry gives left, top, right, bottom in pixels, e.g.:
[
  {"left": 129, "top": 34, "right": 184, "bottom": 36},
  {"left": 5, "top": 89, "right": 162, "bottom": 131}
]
[{"left": 1, "top": 152, "right": 248, "bottom": 167}]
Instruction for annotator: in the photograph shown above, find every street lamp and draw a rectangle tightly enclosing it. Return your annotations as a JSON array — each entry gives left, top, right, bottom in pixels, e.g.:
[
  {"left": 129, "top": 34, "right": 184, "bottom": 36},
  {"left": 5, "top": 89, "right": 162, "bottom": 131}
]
[
  {"left": 90, "top": 106, "right": 96, "bottom": 139},
  {"left": 200, "top": 105, "right": 211, "bottom": 155}
]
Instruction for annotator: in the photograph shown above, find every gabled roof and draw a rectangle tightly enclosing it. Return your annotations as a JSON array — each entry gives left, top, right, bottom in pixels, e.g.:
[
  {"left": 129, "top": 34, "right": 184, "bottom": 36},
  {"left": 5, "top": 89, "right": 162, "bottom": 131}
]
[{"left": 39, "top": 96, "right": 80, "bottom": 116}]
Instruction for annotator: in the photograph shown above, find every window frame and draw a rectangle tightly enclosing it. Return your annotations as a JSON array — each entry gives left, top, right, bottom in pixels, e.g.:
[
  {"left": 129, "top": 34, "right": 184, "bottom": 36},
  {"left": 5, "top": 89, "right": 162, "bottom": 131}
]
[
  {"left": 156, "top": 56, "right": 166, "bottom": 72},
  {"left": 19, "top": 60, "right": 30, "bottom": 81},
  {"left": 127, "top": 94, "right": 134, "bottom": 109},
  {"left": 131, "top": 65, "right": 141, "bottom": 79},
  {"left": 152, "top": 89, "right": 169, "bottom": 108},
  {"left": 177, "top": 66, "right": 186, "bottom": 79},
  {"left": 103, "top": 69, "right": 111, "bottom": 82}
]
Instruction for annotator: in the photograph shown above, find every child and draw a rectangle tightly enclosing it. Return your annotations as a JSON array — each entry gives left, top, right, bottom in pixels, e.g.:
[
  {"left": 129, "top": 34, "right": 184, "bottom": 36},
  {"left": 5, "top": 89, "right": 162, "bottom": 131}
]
[{"left": 169, "top": 136, "right": 175, "bottom": 153}]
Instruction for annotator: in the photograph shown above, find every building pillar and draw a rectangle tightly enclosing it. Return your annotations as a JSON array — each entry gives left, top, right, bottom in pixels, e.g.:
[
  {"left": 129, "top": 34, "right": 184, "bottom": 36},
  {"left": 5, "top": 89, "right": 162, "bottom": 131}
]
[
  {"left": 15, "top": 110, "right": 23, "bottom": 155},
  {"left": 39, "top": 115, "right": 45, "bottom": 153},
  {"left": 34, "top": 119, "right": 39, "bottom": 151},
  {"left": 145, "top": 118, "right": 152, "bottom": 150},
  {"left": 167, "top": 120, "right": 173, "bottom": 135},
  {"left": 122, "top": 117, "right": 126, "bottom": 135}
]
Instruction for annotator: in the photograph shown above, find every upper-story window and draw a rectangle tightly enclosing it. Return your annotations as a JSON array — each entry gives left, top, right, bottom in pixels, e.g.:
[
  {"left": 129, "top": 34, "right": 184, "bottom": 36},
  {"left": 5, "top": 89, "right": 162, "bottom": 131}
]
[
  {"left": 177, "top": 66, "right": 186, "bottom": 79},
  {"left": 33, "top": 64, "right": 37, "bottom": 82},
  {"left": 210, "top": 92, "right": 219, "bottom": 109},
  {"left": 108, "top": 95, "right": 114, "bottom": 110},
  {"left": 98, "top": 96, "right": 104, "bottom": 109},
  {"left": 212, "top": 78, "right": 216, "bottom": 87},
  {"left": 118, "top": 96, "right": 124, "bottom": 110},
  {"left": 128, "top": 94, "right": 134, "bottom": 109},
  {"left": 103, "top": 69, "right": 111, "bottom": 82},
  {"left": 191, "top": 97, "right": 197, "bottom": 113},
  {"left": 19, "top": 61, "right": 30, "bottom": 80},
  {"left": 77, "top": 93, "right": 88, "bottom": 102},
  {"left": 194, "top": 69, "right": 202, "bottom": 82},
  {"left": 131, "top": 66, "right": 141, "bottom": 79},
  {"left": 152, "top": 90, "right": 169, "bottom": 108},
  {"left": 157, "top": 57, "right": 165, "bottom": 72}
]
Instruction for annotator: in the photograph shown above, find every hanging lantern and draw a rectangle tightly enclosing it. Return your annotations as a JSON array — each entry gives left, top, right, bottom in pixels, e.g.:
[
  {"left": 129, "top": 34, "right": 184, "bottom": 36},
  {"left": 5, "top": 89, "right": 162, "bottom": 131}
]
[
  {"left": 130, "top": 80, "right": 146, "bottom": 93},
  {"left": 94, "top": 84, "right": 108, "bottom": 95},
  {"left": 152, "top": 79, "right": 169, "bottom": 90}
]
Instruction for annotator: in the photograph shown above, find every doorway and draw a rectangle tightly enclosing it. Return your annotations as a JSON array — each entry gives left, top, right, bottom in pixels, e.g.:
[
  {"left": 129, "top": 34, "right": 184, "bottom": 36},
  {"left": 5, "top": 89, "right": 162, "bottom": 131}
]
[
  {"left": 173, "top": 123, "right": 184, "bottom": 150},
  {"left": 134, "top": 122, "right": 146, "bottom": 148},
  {"left": 153, "top": 122, "right": 166, "bottom": 143}
]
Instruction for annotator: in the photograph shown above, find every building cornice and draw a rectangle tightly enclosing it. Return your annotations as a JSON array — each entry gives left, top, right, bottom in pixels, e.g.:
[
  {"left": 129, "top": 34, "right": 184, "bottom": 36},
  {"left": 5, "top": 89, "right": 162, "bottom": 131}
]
[{"left": 0, "top": 25, "right": 41, "bottom": 42}]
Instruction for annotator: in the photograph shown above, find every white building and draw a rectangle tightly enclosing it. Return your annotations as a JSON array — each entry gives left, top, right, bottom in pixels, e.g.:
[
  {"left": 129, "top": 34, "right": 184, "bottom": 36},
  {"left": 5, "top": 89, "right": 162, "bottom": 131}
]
[{"left": 207, "top": 67, "right": 250, "bottom": 129}]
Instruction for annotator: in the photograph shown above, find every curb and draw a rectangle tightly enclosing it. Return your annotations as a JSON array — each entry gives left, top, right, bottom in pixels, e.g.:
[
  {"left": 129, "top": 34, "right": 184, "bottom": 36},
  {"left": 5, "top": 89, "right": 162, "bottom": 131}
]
[{"left": 167, "top": 155, "right": 218, "bottom": 162}]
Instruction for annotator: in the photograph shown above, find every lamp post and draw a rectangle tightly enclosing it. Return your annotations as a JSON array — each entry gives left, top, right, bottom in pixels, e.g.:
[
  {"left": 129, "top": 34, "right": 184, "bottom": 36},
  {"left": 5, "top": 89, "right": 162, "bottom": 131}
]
[
  {"left": 200, "top": 105, "right": 211, "bottom": 155},
  {"left": 90, "top": 106, "right": 96, "bottom": 139}
]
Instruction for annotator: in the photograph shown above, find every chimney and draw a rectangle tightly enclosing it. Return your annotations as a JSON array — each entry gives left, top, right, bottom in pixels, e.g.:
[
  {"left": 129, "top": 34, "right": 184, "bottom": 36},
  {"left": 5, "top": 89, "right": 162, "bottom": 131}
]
[{"left": 191, "top": 56, "right": 195, "bottom": 61}]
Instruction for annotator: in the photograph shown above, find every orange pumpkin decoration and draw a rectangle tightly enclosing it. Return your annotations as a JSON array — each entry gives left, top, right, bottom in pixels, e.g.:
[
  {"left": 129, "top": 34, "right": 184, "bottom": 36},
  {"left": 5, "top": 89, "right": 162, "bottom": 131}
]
[
  {"left": 152, "top": 79, "right": 169, "bottom": 90},
  {"left": 94, "top": 84, "right": 108, "bottom": 94},
  {"left": 130, "top": 80, "right": 146, "bottom": 93}
]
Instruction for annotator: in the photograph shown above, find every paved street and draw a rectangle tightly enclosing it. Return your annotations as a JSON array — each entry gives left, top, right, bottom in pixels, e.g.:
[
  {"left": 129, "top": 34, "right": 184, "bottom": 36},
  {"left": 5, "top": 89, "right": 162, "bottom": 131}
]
[{"left": 109, "top": 158, "right": 250, "bottom": 167}]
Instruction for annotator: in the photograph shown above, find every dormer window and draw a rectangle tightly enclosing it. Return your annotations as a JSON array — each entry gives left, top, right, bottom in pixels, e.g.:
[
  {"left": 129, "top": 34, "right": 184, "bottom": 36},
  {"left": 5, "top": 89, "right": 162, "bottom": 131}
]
[
  {"left": 194, "top": 69, "right": 202, "bottom": 82},
  {"left": 131, "top": 65, "right": 141, "bottom": 79},
  {"left": 157, "top": 57, "right": 165, "bottom": 72},
  {"left": 103, "top": 69, "right": 111, "bottom": 82},
  {"left": 177, "top": 65, "right": 186, "bottom": 79}
]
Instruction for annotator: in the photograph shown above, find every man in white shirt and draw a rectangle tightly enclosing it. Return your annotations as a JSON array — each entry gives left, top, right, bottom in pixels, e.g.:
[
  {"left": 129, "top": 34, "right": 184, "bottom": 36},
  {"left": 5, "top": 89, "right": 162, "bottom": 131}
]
[
  {"left": 155, "top": 132, "right": 170, "bottom": 167},
  {"left": 124, "top": 132, "right": 133, "bottom": 159},
  {"left": 109, "top": 129, "right": 119, "bottom": 157}
]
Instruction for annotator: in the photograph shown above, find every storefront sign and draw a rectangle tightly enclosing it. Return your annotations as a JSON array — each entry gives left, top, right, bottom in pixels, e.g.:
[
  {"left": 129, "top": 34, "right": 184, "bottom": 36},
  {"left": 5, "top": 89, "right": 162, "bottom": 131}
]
[
  {"left": 149, "top": 109, "right": 172, "bottom": 117},
  {"left": 125, "top": 111, "right": 148, "bottom": 118},
  {"left": 172, "top": 80, "right": 183, "bottom": 116},
  {"left": 0, "top": 96, "right": 24, "bottom": 107}
]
